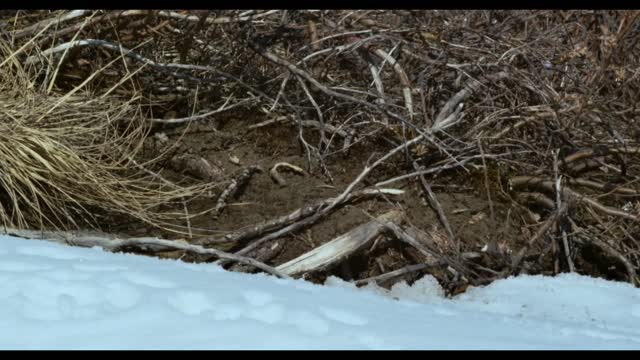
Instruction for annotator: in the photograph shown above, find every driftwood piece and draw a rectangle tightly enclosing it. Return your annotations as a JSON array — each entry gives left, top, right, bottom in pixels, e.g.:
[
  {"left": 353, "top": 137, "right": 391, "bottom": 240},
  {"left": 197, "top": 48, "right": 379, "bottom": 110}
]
[{"left": 276, "top": 210, "right": 403, "bottom": 276}]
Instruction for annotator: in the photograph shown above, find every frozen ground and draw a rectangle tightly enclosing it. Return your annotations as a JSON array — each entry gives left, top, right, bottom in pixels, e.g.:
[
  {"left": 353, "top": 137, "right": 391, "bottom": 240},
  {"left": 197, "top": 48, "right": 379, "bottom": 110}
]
[{"left": 1, "top": 233, "right": 639, "bottom": 349}]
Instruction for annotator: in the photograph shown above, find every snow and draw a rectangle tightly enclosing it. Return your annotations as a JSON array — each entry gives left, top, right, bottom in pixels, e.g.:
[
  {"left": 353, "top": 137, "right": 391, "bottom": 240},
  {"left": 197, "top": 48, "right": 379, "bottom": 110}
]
[{"left": 1, "top": 234, "right": 640, "bottom": 349}]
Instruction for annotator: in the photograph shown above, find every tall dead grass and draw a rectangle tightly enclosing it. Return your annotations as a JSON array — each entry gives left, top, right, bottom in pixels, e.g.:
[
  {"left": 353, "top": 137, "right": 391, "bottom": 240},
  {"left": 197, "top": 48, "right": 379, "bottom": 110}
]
[{"left": 0, "top": 39, "right": 208, "bottom": 233}]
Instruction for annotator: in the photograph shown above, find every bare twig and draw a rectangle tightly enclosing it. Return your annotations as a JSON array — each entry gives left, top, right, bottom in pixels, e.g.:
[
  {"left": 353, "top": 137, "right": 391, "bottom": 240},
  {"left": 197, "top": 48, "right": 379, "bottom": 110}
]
[
  {"left": 354, "top": 263, "right": 435, "bottom": 286},
  {"left": 478, "top": 139, "right": 495, "bottom": 222},
  {"left": 510, "top": 176, "right": 639, "bottom": 222},
  {"left": 213, "top": 165, "right": 262, "bottom": 218},
  {"left": 198, "top": 188, "right": 404, "bottom": 247},
  {"left": 569, "top": 218, "right": 638, "bottom": 286},
  {"left": 434, "top": 72, "right": 508, "bottom": 130},
  {"left": 11, "top": 10, "right": 92, "bottom": 39},
  {"left": 554, "top": 149, "right": 575, "bottom": 272},
  {"left": 25, "top": 39, "right": 275, "bottom": 103},
  {"left": 510, "top": 203, "right": 568, "bottom": 270},
  {"left": 412, "top": 160, "right": 456, "bottom": 246},
  {"left": 151, "top": 98, "right": 257, "bottom": 125}
]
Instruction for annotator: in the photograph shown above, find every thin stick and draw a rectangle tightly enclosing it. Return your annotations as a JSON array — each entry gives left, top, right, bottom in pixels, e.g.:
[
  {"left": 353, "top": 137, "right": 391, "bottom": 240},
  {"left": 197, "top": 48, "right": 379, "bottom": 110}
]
[
  {"left": 198, "top": 188, "right": 404, "bottom": 247},
  {"left": 478, "top": 139, "right": 495, "bottom": 222},
  {"left": 295, "top": 75, "right": 327, "bottom": 146},
  {"left": 412, "top": 161, "right": 456, "bottom": 246},
  {"left": 353, "top": 263, "right": 434, "bottom": 286},
  {"left": 510, "top": 176, "right": 639, "bottom": 222},
  {"left": 151, "top": 98, "right": 257, "bottom": 125},
  {"left": 510, "top": 203, "right": 568, "bottom": 270},
  {"left": 11, "top": 10, "right": 92, "bottom": 39},
  {"left": 213, "top": 165, "right": 262, "bottom": 218},
  {"left": 568, "top": 218, "right": 638, "bottom": 286},
  {"left": 554, "top": 149, "right": 575, "bottom": 272},
  {"left": 221, "top": 188, "right": 406, "bottom": 262},
  {"left": 25, "top": 39, "right": 275, "bottom": 103},
  {"left": 374, "top": 154, "right": 503, "bottom": 187},
  {"left": 372, "top": 48, "right": 413, "bottom": 118}
]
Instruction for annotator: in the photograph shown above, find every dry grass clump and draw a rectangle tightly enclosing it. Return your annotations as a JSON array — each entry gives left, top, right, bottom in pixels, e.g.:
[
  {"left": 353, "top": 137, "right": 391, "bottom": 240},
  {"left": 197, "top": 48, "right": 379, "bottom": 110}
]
[{"left": 0, "top": 39, "right": 208, "bottom": 232}]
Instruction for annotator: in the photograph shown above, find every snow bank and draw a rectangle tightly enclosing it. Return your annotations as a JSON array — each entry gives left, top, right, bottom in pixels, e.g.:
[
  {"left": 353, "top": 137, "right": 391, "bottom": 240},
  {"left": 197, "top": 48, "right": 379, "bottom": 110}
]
[{"left": 1, "top": 234, "right": 639, "bottom": 349}]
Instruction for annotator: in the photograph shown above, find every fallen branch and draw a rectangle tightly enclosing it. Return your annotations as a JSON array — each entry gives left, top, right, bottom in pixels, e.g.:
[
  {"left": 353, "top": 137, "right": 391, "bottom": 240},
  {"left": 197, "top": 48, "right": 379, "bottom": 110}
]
[
  {"left": 199, "top": 188, "right": 404, "bottom": 247},
  {"left": 353, "top": 263, "right": 435, "bottom": 286},
  {"left": 217, "top": 189, "right": 406, "bottom": 269},
  {"left": 510, "top": 176, "right": 639, "bottom": 222},
  {"left": 4, "top": 228, "right": 289, "bottom": 278},
  {"left": 276, "top": 210, "right": 404, "bottom": 276},
  {"left": 213, "top": 165, "right": 262, "bottom": 218}
]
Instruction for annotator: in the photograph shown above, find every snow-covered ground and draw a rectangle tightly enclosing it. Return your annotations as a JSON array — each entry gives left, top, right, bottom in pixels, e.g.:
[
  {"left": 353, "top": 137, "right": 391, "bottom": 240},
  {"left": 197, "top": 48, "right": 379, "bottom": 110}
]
[{"left": 1, "top": 233, "right": 640, "bottom": 349}]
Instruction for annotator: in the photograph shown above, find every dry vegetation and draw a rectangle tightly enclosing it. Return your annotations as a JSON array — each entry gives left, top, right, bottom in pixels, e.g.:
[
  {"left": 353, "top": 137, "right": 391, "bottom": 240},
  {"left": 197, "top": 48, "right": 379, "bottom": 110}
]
[{"left": 1, "top": 10, "right": 639, "bottom": 294}]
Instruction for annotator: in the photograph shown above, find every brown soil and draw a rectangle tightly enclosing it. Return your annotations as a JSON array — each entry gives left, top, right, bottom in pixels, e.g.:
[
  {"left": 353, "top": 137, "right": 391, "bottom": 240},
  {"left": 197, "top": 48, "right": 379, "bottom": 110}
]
[{"left": 102, "top": 109, "right": 526, "bottom": 293}]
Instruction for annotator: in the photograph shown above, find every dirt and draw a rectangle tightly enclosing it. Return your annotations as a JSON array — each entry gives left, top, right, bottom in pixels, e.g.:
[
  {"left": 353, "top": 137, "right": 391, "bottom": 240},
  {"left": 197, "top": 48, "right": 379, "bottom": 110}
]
[{"left": 99, "top": 108, "right": 526, "bottom": 293}]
